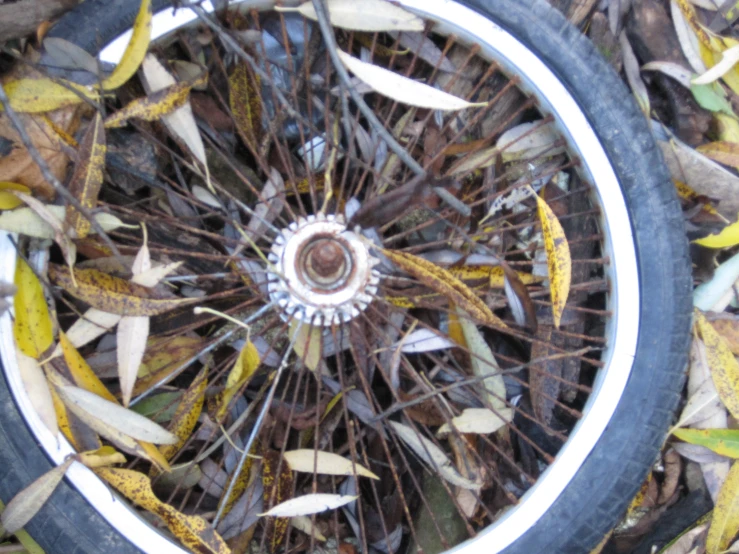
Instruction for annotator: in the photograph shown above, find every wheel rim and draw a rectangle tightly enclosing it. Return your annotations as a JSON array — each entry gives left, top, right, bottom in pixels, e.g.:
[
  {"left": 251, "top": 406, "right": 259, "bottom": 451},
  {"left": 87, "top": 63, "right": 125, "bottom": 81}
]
[{"left": 0, "top": 1, "right": 640, "bottom": 552}]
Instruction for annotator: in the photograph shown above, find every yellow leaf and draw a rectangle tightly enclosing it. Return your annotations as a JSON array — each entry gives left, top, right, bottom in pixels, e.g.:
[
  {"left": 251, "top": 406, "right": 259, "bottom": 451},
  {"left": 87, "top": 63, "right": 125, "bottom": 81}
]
[
  {"left": 696, "top": 310, "right": 739, "bottom": 421},
  {"left": 382, "top": 248, "right": 508, "bottom": 330},
  {"left": 290, "top": 321, "right": 322, "bottom": 372},
  {"left": 697, "top": 141, "right": 739, "bottom": 169},
  {"left": 133, "top": 336, "right": 205, "bottom": 395},
  {"left": 101, "top": 0, "right": 152, "bottom": 90},
  {"left": 65, "top": 113, "right": 106, "bottom": 238},
  {"left": 3, "top": 78, "right": 96, "bottom": 113},
  {"left": 58, "top": 331, "right": 170, "bottom": 472},
  {"left": 215, "top": 341, "right": 260, "bottom": 421},
  {"left": 695, "top": 212, "right": 739, "bottom": 248},
  {"left": 105, "top": 79, "right": 199, "bottom": 128},
  {"left": 218, "top": 442, "right": 256, "bottom": 518},
  {"left": 95, "top": 467, "right": 230, "bottom": 554},
  {"left": 49, "top": 264, "right": 197, "bottom": 316},
  {"left": 78, "top": 446, "right": 127, "bottom": 468},
  {"left": 262, "top": 450, "right": 293, "bottom": 553},
  {"left": 707, "top": 460, "right": 739, "bottom": 553},
  {"left": 229, "top": 62, "right": 262, "bottom": 148},
  {"left": 159, "top": 366, "right": 207, "bottom": 461},
  {"left": 0, "top": 181, "right": 30, "bottom": 210},
  {"left": 13, "top": 256, "right": 53, "bottom": 359},
  {"left": 49, "top": 385, "right": 79, "bottom": 450},
  {"left": 532, "top": 188, "right": 571, "bottom": 328},
  {"left": 716, "top": 112, "right": 739, "bottom": 143}
]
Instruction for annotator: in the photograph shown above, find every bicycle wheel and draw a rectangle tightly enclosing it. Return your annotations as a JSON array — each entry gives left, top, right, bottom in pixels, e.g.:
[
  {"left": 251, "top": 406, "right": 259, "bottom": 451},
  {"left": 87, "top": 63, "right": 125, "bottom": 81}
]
[{"left": 0, "top": 1, "right": 692, "bottom": 553}]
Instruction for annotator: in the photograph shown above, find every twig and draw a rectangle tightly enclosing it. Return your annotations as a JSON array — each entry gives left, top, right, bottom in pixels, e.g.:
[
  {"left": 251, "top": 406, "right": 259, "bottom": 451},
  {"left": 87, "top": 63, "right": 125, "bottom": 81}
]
[
  {"left": 310, "top": 0, "right": 471, "bottom": 217},
  {"left": 0, "top": 83, "right": 125, "bottom": 263}
]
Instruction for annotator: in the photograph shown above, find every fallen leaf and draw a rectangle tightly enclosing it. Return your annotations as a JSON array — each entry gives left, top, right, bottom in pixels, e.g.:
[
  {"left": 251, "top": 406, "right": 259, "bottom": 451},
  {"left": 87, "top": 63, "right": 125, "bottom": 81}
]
[
  {"left": 215, "top": 340, "right": 259, "bottom": 422},
  {"left": 262, "top": 450, "right": 294, "bottom": 551},
  {"left": 43, "top": 37, "right": 99, "bottom": 74},
  {"left": 141, "top": 54, "right": 206, "bottom": 169},
  {"left": 532, "top": 187, "right": 571, "bottom": 328},
  {"left": 337, "top": 49, "right": 486, "bottom": 111},
  {"left": 78, "top": 446, "right": 127, "bottom": 468},
  {"left": 457, "top": 309, "right": 508, "bottom": 413},
  {"left": 2, "top": 78, "right": 97, "bottom": 113},
  {"left": 0, "top": 457, "right": 74, "bottom": 534},
  {"left": 14, "top": 191, "right": 76, "bottom": 270},
  {"left": 49, "top": 265, "right": 197, "bottom": 316},
  {"left": 105, "top": 79, "right": 199, "bottom": 128},
  {"left": 259, "top": 493, "right": 357, "bottom": 518},
  {"left": 502, "top": 262, "right": 537, "bottom": 331},
  {"left": 397, "top": 328, "right": 456, "bottom": 353},
  {"left": 13, "top": 257, "right": 53, "bottom": 359},
  {"left": 707, "top": 460, "right": 739, "bottom": 553},
  {"left": 291, "top": 515, "right": 327, "bottom": 542},
  {"left": 437, "top": 407, "right": 513, "bottom": 437},
  {"left": 15, "top": 345, "right": 57, "bottom": 436},
  {"left": 95, "top": 467, "right": 230, "bottom": 553},
  {"left": 54, "top": 382, "right": 177, "bottom": 444},
  {"left": 282, "top": 450, "right": 379, "bottom": 479},
  {"left": 696, "top": 310, "right": 739, "bottom": 420},
  {"left": 65, "top": 113, "right": 106, "bottom": 238},
  {"left": 695, "top": 212, "right": 739, "bottom": 248},
  {"left": 117, "top": 316, "right": 149, "bottom": 407},
  {"left": 674, "top": 428, "right": 739, "bottom": 458},
  {"left": 160, "top": 366, "right": 207, "bottom": 461},
  {"left": 101, "top": 0, "right": 152, "bottom": 90},
  {"left": 245, "top": 168, "right": 285, "bottom": 241},
  {"left": 496, "top": 121, "right": 564, "bottom": 163},
  {"left": 382, "top": 248, "right": 507, "bottom": 330},
  {"left": 229, "top": 62, "right": 262, "bottom": 148},
  {"left": 0, "top": 181, "right": 30, "bottom": 209},
  {"left": 389, "top": 31, "right": 456, "bottom": 72},
  {"left": 276, "top": 0, "right": 423, "bottom": 32},
  {"left": 290, "top": 321, "right": 322, "bottom": 372},
  {"left": 710, "top": 318, "right": 739, "bottom": 355},
  {"left": 388, "top": 420, "right": 481, "bottom": 490},
  {"left": 621, "top": 33, "right": 650, "bottom": 116},
  {"left": 0, "top": 206, "right": 128, "bottom": 240},
  {"left": 694, "top": 44, "right": 739, "bottom": 85}
]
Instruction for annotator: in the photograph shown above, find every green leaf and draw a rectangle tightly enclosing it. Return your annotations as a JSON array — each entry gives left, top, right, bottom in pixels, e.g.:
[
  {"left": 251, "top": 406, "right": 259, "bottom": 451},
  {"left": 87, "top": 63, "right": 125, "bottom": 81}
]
[
  {"left": 673, "top": 427, "right": 739, "bottom": 457},
  {"left": 691, "top": 83, "right": 736, "bottom": 116}
]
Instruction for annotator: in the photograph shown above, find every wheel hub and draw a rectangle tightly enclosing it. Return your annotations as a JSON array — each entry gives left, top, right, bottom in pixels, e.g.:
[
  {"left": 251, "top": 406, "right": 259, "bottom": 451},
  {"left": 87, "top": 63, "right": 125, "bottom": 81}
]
[{"left": 267, "top": 214, "right": 381, "bottom": 326}]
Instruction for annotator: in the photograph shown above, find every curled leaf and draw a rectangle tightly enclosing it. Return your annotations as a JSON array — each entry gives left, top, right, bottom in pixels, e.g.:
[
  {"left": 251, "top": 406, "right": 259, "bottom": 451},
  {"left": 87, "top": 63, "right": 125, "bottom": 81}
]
[
  {"left": 101, "top": 0, "right": 152, "bottom": 90},
  {"left": 531, "top": 187, "right": 571, "bottom": 328},
  {"left": 105, "top": 80, "right": 198, "bottom": 128}
]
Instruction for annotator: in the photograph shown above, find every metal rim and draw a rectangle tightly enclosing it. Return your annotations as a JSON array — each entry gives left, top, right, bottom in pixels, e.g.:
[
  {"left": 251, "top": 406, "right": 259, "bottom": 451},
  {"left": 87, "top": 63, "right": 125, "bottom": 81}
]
[{"left": 0, "top": 1, "right": 640, "bottom": 552}]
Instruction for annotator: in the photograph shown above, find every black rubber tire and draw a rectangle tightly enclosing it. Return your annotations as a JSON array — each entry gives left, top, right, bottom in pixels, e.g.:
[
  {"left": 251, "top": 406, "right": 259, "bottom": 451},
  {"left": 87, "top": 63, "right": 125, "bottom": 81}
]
[{"left": 0, "top": 1, "right": 693, "bottom": 553}]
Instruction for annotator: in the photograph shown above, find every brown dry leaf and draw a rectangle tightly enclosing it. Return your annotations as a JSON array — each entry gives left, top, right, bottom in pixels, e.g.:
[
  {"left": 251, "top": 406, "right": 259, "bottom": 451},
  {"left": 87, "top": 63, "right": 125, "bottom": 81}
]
[
  {"left": 0, "top": 457, "right": 74, "bottom": 534},
  {"left": 0, "top": 96, "right": 81, "bottom": 198},
  {"left": 262, "top": 450, "right": 294, "bottom": 552},
  {"left": 105, "top": 77, "right": 202, "bottom": 129},
  {"left": 382, "top": 248, "right": 507, "bottom": 330},
  {"left": 159, "top": 366, "right": 208, "bottom": 462},
  {"left": 58, "top": 331, "right": 171, "bottom": 471},
  {"left": 696, "top": 310, "right": 739, "bottom": 421},
  {"left": 218, "top": 442, "right": 256, "bottom": 519},
  {"left": 531, "top": 186, "right": 571, "bottom": 328},
  {"left": 13, "top": 257, "right": 53, "bottom": 359},
  {"left": 501, "top": 262, "right": 537, "bottom": 332},
  {"left": 48, "top": 265, "right": 197, "bottom": 316},
  {"left": 229, "top": 62, "right": 262, "bottom": 149},
  {"left": 95, "top": 467, "right": 230, "bottom": 553},
  {"left": 65, "top": 113, "right": 106, "bottom": 239},
  {"left": 134, "top": 336, "right": 205, "bottom": 395},
  {"left": 707, "top": 461, "right": 739, "bottom": 553}
]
